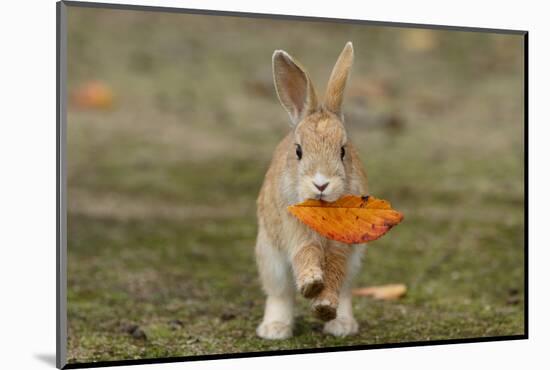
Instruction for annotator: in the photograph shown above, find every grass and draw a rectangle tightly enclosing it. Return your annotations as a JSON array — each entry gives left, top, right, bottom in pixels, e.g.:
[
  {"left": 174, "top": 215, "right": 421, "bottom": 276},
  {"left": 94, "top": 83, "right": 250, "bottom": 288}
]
[{"left": 65, "top": 6, "right": 525, "bottom": 364}]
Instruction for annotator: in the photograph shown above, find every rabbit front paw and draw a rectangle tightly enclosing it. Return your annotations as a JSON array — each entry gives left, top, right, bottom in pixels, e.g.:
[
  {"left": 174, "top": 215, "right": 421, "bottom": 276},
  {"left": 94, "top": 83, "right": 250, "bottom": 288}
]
[
  {"left": 296, "top": 269, "right": 324, "bottom": 298},
  {"left": 311, "top": 297, "right": 338, "bottom": 321}
]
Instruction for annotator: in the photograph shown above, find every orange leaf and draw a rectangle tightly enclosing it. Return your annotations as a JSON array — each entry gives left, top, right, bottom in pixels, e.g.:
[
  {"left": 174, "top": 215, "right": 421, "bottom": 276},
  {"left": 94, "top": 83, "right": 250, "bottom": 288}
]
[
  {"left": 287, "top": 195, "right": 403, "bottom": 244},
  {"left": 352, "top": 284, "right": 407, "bottom": 300},
  {"left": 71, "top": 80, "right": 115, "bottom": 110}
]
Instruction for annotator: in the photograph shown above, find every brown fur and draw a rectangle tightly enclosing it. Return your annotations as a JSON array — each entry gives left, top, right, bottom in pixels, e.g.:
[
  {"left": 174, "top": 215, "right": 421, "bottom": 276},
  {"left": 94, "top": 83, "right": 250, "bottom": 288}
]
[
  {"left": 292, "top": 243, "right": 325, "bottom": 298},
  {"left": 312, "top": 242, "right": 352, "bottom": 320},
  {"left": 255, "top": 42, "right": 369, "bottom": 339}
]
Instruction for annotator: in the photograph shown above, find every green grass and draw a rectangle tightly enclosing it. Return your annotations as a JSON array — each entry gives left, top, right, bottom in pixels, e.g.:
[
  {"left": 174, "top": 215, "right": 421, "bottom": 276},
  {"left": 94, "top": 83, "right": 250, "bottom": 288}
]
[{"left": 66, "top": 6, "right": 525, "bottom": 364}]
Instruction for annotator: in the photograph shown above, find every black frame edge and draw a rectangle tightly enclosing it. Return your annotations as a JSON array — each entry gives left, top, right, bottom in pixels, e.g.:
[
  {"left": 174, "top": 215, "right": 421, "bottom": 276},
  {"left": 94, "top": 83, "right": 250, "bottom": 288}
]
[{"left": 523, "top": 32, "right": 529, "bottom": 338}]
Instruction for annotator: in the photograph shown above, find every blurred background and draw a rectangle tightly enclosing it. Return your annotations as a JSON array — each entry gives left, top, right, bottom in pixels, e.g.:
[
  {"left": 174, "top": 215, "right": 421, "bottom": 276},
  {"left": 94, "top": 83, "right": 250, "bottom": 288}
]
[{"left": 66, "top": 5, "right": 525, "bottom": 364}]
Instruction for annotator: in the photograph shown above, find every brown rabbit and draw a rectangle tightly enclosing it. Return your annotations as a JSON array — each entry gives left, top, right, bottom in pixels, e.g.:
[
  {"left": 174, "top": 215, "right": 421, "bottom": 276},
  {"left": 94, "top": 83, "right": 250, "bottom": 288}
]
[{"left": 255, "top": 42, "right": 369, "bottom": 339}]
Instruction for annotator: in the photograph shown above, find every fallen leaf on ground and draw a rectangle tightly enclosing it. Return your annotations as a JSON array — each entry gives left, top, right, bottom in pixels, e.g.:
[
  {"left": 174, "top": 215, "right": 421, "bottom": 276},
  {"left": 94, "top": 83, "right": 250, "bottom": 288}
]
[
  {"left": 71, "top": 80, "right": 115, "bottom": 110},
  {"left": 287, "top": 195, "right": 404, "bottom": 244},
  {"left": 352, "top": 284, "right": 407, "bottom": 300}
]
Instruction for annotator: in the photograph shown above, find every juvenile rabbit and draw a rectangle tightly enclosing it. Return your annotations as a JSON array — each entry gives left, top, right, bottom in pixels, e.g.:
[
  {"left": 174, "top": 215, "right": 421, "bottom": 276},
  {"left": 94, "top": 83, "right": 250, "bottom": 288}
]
[{"left": 256, "top": 42, "right": 369, "bottom": 339}]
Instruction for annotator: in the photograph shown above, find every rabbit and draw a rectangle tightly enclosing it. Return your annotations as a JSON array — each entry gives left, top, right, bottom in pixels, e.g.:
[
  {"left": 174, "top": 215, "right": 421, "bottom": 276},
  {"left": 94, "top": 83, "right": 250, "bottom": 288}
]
[{"left": 255, "top": 42, "right": 369, "bottom": 340}]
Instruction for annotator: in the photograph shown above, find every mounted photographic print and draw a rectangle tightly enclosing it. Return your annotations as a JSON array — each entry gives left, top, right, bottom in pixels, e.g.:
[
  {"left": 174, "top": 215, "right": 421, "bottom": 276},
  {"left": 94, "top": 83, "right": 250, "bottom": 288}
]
[{"left": 56, "top": 1, "right": 527, "bottom": 368}]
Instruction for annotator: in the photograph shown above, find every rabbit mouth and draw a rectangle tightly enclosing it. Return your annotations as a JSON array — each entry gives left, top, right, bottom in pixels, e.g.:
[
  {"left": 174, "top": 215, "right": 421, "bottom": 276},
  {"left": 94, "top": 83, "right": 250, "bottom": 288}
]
[
  {"left": 312, "top": 191, "right": 340, "bottom": 203},
  {"left": 297, "top": 175, "right": 344, "bottom": 203}
]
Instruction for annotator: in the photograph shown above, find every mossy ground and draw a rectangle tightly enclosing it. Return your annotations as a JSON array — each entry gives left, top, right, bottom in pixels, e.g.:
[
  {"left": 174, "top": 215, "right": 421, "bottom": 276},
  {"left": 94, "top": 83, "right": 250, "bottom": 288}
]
[{"left": 66, "top": 7, "right": 525, "bottom": 364}]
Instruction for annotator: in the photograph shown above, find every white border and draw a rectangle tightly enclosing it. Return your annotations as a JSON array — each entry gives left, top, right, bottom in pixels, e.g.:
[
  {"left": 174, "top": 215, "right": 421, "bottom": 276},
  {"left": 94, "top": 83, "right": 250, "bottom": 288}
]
[{"left": 2, "top": 0, "right": 546, "bottom": 369}]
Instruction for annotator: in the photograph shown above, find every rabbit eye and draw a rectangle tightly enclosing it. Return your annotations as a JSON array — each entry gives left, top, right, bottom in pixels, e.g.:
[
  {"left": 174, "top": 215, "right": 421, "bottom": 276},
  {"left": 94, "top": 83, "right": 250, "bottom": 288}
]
[
  {"left": 295, "top": 144, "right": 302, "bottom": 160},
  {"left": 340, "top": 146, "right": 346, "bottom": 160}
]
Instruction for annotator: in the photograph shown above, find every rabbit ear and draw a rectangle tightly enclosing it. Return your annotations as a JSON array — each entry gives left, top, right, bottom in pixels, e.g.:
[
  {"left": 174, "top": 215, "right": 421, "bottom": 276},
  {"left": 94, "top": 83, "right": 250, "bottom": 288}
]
[
  {"left": 323, "top": 42, "right": 354, "bottom": 117},
  {"left": 272, "top": 50, "right": 318, "bottom": 126}
]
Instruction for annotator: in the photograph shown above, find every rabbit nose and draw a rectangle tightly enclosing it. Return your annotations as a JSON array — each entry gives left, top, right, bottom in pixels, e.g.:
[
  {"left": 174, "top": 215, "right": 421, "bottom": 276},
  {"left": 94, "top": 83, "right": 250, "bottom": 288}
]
[{"left": 314, "top": 182, "right": 329, "bottom": 192}]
